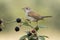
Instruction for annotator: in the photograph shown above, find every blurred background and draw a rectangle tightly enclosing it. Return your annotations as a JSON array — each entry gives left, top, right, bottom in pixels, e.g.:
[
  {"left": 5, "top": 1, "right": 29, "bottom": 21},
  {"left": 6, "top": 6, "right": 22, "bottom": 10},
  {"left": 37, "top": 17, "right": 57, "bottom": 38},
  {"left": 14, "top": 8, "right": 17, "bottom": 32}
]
[{"left": 0, "top": 0, "right": 60, "bottom": 40}]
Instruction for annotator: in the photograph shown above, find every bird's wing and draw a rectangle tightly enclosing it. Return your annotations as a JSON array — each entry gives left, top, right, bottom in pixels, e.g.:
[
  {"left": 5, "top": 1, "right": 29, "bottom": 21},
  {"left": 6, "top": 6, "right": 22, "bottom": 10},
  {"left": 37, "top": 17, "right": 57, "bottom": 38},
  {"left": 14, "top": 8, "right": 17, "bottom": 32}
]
[{"left": 28, "top": 11, "right": 40, "bottom": 19}]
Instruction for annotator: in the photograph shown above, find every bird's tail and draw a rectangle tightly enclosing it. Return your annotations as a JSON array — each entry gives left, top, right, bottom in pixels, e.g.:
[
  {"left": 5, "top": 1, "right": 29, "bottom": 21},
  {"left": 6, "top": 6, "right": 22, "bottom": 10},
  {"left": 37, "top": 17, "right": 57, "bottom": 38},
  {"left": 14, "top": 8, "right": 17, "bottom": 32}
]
[
  {"left": 39, "top": 16, "right": 52, "bottom": 20},
  {"left": 42, "top": 16, "right": 52, "bottom": 18}
]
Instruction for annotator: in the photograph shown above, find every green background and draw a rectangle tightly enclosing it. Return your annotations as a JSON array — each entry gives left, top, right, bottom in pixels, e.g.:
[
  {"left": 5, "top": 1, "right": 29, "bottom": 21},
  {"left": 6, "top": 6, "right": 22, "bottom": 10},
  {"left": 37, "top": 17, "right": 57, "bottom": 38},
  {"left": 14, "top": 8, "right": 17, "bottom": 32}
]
[{"left": 0, "top": 0, "right": 60, "bottom": 40}]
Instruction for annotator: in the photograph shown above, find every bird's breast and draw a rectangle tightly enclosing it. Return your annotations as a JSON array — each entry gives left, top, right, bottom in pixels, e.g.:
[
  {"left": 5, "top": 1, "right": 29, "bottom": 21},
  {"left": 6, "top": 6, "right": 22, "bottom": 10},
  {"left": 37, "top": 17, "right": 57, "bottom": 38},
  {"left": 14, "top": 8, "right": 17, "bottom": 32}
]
[{"left": 27, "top": 16, "right": 37, "bottom": 22}]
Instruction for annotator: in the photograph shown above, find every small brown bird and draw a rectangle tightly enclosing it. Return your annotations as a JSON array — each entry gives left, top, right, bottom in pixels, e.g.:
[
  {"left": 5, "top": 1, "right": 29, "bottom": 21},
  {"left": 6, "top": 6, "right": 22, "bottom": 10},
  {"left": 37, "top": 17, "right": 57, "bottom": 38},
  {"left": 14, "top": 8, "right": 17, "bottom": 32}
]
[{"left": 22, "top": 7, "right": 52, "bottom": 22}]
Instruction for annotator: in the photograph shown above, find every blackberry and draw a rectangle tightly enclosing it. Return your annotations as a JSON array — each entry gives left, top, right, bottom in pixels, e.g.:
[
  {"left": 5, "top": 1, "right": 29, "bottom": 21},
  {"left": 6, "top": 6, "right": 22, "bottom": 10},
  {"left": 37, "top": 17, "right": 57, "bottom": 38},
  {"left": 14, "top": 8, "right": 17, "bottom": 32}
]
[
  {"left": 16, "top": 18, "right": 21, "bottom": 23},
  {"left": 15, "top": 26, "right": 20, "bottom": 32},
  {"left": 27, "top": 32, "right": 32, "bottom": 36}
]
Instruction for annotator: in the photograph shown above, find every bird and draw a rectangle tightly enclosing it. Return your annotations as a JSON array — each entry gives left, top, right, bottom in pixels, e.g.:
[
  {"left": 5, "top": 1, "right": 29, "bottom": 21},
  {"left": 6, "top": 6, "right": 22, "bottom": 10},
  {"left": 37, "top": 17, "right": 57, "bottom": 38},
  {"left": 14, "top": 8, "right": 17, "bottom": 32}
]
[{"left": 22, "top": 7, "right": 52, "bottom": 22}]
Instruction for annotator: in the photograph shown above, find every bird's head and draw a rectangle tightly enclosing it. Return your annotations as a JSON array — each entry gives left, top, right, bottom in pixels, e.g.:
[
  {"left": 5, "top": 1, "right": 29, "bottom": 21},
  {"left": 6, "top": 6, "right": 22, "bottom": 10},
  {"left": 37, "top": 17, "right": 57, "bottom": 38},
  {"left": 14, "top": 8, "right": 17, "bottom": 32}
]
[{"left": 22, "top": 7, "right": 31, "bottom": 13}]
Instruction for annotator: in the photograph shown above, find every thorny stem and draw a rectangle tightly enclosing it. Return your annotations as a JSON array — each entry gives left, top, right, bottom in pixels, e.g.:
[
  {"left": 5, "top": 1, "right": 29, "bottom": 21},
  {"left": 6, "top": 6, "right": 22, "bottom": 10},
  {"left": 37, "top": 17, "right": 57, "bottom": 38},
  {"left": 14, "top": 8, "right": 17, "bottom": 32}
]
[
  {"left": 37, "top": 21, "right": 39, "bottom": 27},
  {"left": 28, "top": 24, "right": 34, "bottom": 28},
  {"left": 28, "top": 21, "right": 39, "bottom": 30}
]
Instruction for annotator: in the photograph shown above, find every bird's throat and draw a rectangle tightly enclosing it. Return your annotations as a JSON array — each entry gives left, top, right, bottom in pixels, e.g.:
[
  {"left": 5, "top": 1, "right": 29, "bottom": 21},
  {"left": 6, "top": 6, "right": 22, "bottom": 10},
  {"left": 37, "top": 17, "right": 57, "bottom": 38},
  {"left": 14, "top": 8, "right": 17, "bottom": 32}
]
[{"left": 25, "top": 10, "right": 31, "bottom": 13}]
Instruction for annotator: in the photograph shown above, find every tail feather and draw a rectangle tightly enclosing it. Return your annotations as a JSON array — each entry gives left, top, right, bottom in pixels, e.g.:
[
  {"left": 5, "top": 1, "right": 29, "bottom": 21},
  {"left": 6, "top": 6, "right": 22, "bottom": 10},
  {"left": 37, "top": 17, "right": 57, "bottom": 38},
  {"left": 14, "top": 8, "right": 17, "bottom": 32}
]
[
  {"left": 42, "top": 16, "right": 52, "bottom": 18},
  {"left": 39, "top": 16, "right": 52, "bottom": 20}
]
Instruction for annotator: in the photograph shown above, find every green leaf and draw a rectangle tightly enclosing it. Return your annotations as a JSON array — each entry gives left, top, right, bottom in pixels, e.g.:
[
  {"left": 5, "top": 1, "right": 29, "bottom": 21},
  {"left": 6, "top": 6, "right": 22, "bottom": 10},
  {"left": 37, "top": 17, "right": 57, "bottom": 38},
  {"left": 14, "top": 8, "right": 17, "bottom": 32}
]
[
  {"left": 34, "top": 26, "right": 39, "bottom": 31},
  {"left": 38, "top": 25, "right": 47, "bottom": 28},
  {"left": 39, "top": 37, "right": 45, "bottom": 40},
  {"left": 22, "top": 21, "right": 34, "bottom": 28},
  {"left": 23, "top": 21, "right": 30, "bottom": 26},
  {"left": 39, "top": 35, "right": 48, "bottom": 40},
  {"left": 19, "top": 35, "right": 28, "bottom": 40}
]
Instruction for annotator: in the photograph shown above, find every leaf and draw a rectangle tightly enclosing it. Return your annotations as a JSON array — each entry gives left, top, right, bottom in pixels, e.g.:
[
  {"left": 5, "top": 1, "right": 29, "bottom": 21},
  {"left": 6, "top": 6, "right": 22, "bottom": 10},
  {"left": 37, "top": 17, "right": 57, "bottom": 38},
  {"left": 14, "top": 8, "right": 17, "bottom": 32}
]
[
  {"left": 19, "top": 35, "right": 28, "bottom": 40},
  {"left": 39, "top": 37, "right": 45, "bottom": 40},
  {"left": 39, "top": 36, "right": 45, "bottom": 40},
  {"left": 38, "top": 35, "right": 48, "bottom": 40},
  {"left": 34, "top": 26, "right": 39, "bottom": 31},
  {"left": 23, "top": 21, "right": 30, "bottom": 26},
  {"left": 38, "top": 25, "right": 47, "bottom": 28},
  {"left": 28, "top": 35, "right": 38, "bottom": 40}
]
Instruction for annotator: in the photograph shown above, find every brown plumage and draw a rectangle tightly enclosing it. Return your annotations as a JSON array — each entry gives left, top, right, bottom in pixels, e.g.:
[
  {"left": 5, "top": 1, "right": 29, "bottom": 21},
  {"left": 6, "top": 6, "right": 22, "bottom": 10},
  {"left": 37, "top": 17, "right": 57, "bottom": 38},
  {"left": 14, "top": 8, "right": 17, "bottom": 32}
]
[
  {"left": 22, "top": 7, "right": 52, "bottom": 22},
  {"left": 28, "top": 11, "right": 41, "bottom": 20}
]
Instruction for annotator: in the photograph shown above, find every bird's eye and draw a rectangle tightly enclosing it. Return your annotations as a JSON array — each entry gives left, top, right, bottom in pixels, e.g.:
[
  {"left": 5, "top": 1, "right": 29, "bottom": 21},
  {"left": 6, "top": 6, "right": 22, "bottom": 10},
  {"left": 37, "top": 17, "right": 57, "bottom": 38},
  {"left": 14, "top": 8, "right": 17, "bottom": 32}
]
[{"left": 26, "top": 8, "right": 28, "bottom": 9}]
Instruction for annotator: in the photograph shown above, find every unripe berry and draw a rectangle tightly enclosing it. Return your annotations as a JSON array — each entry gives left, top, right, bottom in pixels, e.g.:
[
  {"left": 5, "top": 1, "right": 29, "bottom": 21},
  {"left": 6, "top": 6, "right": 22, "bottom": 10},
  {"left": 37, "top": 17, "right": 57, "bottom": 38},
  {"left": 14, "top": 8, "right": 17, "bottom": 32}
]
[{"left": 31, "top": 29, "right": 36, "bottom": 33}]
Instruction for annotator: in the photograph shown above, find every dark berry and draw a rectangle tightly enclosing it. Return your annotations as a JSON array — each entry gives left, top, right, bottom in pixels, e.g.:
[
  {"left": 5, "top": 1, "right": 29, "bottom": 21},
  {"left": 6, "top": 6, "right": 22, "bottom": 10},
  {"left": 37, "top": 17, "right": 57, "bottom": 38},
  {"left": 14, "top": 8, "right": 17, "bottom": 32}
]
[
  {"left": 27, "top": 32, "right": 32, "bottom": 36},
  {"left": 0, "top": 20, "right": 2, "bottom": 24},
  {"left": 16, "top": 18, "right": 21, "bottom": 23},
  {"left": 0, "top": 28, "right": 2, "bottom": 32},
  {"left": 15, "top": 27, "right": 20, "bottom": 32},
  {"left": 31, "top": 30, "right": 36, "bottom": 33}
]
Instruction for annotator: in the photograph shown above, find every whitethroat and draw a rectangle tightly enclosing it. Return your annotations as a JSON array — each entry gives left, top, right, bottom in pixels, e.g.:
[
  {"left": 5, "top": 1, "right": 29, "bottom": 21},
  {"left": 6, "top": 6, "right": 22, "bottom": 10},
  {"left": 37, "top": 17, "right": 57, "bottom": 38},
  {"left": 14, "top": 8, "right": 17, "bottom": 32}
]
[{"left": 22, "top": 7, "right": 52, "bottom": 22}]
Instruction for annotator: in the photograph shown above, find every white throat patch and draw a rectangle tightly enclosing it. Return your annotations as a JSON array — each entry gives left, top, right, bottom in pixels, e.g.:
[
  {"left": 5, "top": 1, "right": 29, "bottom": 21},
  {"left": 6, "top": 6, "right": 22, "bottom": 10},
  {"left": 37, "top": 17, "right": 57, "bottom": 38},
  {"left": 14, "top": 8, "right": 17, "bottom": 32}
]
[{"left": 25, "top": 10, "right": 31, "bottom": 13}]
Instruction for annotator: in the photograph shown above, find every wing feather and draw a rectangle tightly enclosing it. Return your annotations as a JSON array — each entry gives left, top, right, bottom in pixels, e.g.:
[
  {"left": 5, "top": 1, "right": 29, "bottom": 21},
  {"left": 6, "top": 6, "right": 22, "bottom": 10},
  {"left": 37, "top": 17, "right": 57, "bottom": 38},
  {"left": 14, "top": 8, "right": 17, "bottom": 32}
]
[{"left": 28, "top": 11, "right": 40, "bottom": 20}]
